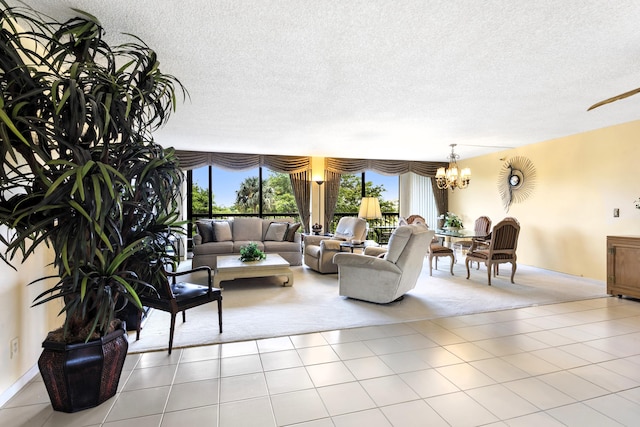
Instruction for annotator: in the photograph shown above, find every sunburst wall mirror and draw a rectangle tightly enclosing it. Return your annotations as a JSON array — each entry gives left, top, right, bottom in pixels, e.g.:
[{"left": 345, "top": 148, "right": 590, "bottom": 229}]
[{"left": 497, "top": 156, "right": 537, "bottom": 212}]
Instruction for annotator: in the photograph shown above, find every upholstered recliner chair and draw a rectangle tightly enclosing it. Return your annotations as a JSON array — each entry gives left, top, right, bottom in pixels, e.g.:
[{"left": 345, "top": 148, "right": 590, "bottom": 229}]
[
  {"left": 304, "top": 217, "right": 368, "bottom": 273},
  {"left": 333, "top": 224, "right": 434, "bottom": 303}
]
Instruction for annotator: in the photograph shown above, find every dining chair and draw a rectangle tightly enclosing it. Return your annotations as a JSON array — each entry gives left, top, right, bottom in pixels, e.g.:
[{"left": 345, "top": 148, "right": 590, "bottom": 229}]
[
  {"left": 465, "top": 218, "right": 520, "bottom": 285},
  {"left": 458, "top": 216, "right": 492, "bottom": 269},
  {"left": 428, "top": 242, "right": 455, "bottom": 276},
  {"left": 457, "top": 216, "right": 492, "bottom": 252},
  {"left": 423, "top": 220, "right": 454, "bottom": 275}
]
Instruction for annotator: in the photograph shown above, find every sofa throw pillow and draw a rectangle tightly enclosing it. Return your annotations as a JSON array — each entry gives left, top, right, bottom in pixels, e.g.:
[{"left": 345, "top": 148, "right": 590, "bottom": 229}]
[
  {"left": 265, "top": 222, "right": 288, "bottom": 241},
  {"left": 196, "top": 221, "right": 214, "bottom": 243},
  {"left": 212, "top": 221, "right": 233, "bottom": 242},
  {"left": 234, "top": 217, "right": 263, "bottom": 241},
  {"left": 285, "top": 222, "right": 301, "bottom": 242}
]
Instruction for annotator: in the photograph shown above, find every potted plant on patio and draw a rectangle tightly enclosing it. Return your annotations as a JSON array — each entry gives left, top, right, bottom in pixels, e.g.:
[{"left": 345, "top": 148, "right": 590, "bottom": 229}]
[{"left": 0, "top": 2, "right": 186, "bottom": 412}]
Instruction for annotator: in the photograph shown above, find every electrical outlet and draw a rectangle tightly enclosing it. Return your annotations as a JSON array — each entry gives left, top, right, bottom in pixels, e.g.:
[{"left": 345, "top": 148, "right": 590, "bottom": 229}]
[
  {"left": 10, "top": 337, "right": 19, "bottom": 358},
  {"left": 614, "top": 208, "right": 620, "bottom": 218}
]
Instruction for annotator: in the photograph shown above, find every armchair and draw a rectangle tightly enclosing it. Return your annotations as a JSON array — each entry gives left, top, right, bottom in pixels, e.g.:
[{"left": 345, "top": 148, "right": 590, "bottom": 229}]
[
  {"left": 304, "top": 217, "right": 367, "bottom": 273},
  {"left": 333, "top": 224, "right": 434, "bottom": 303}
]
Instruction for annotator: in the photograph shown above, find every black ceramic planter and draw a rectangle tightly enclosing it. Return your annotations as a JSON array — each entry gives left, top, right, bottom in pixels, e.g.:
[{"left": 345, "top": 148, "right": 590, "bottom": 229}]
[{"left": 37, "top": 325, "right": 128, "bottom": 413}]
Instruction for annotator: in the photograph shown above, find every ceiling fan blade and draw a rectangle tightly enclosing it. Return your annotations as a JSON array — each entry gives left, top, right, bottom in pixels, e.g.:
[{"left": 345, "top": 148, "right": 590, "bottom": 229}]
[{"left": 587, "top": 87, "right": 640, "bottom": 111}]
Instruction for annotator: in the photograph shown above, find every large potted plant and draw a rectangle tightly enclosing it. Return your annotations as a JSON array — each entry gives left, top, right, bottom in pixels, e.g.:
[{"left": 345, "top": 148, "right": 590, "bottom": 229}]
[{"left": 0, "top": 2, "right": 186, "bottom": 412}]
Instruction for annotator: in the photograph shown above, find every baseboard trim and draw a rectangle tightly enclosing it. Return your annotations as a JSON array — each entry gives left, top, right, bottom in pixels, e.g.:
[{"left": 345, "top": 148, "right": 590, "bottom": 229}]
[{"left": 0, "top": 364, "right": 40, "bottom": 408}]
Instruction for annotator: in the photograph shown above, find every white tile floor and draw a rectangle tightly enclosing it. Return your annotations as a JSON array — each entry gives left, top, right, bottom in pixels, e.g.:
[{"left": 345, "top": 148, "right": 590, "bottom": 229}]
[{"left": 2, "top": 296, "right": 640, "bottom": 426}]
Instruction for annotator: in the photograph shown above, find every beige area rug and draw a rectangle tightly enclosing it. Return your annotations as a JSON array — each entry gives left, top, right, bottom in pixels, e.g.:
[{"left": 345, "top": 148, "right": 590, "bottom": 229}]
[{"left": 127, "top": 259, "right": 607, "bottom": 353}]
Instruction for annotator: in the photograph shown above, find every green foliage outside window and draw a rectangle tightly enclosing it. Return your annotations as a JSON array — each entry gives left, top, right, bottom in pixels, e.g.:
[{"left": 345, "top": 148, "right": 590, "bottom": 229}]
[
  {"left": 191, "top": 170, "right": 396, "bottom": 215},
  {"left": 334, "top": 174, "right": 396, "bottom": 213}
]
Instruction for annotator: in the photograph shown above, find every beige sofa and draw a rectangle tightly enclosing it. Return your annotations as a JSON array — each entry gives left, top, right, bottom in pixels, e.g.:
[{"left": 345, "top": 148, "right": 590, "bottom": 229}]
[{"left": 192, "top": 217, "right": 302, "bottom": 268}]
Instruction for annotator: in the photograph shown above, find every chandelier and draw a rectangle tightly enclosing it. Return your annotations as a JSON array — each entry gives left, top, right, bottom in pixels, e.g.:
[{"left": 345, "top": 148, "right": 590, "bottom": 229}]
[{"left": 435, "top": 144, "right": 471, "bottom": 190}]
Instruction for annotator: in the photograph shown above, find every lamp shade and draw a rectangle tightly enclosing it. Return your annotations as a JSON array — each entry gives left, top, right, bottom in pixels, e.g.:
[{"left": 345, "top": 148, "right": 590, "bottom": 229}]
[{"left": 358, "top": 197, "right": 382, "bottom": 220}]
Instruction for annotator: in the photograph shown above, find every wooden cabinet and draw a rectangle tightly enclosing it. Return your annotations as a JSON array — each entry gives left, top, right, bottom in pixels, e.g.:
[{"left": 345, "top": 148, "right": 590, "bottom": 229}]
[{"left": 607, "top": 236, "right": 640, "bottom": 298}]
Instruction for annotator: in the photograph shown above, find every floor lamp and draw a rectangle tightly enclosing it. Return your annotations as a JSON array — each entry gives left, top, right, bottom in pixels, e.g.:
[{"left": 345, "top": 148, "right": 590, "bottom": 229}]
[
  {"left": 358, "top": 197, "right": 382, "bottom": 240},
  {"left": 312, "top": 180, "right": 324, "bottom": 234}
]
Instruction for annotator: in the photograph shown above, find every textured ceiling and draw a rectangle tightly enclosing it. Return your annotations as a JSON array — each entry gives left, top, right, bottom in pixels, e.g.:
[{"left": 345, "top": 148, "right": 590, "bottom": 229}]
[{"left": 9, "top": 0, "right": 640, "bottom": 162}]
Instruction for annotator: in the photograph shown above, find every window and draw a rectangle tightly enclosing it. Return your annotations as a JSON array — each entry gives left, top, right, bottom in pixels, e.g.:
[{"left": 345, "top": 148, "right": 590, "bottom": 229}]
[
  {"left": 188, "top": 166, "right": 298, "bottom": 220},
  {"left": 331, "top": 172, "right": 399, "bottom": 233},
  {"left": 262, "top": 169, "right": 297, "bottom": 215},
  {"left": 366, "top": 171, "right": 399, "bottom": 215}
]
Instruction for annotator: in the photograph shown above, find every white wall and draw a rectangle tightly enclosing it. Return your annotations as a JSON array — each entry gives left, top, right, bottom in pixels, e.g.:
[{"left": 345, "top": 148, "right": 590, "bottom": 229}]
[
  {"left": 0, "top": 243, "right": 61, "bottom": 406},
  {"left": 449, "top": 119, "right": 640, "bottom": 281}
]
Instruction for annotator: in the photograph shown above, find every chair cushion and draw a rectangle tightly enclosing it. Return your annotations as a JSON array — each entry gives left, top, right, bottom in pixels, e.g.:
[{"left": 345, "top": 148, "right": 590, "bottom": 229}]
[
  {"left": 264, "top": 222, "right": 288, "bottom": 241},
  {"left": 171, "top": 282, "right": 211, "bottom": 301},
  {"left": 430, "top": 244, "right": 453, "bottom": 254},
  {"left": 212, "top": 221, "right": 232, "bottom": 242},
  {"left": 196, "top": 221, "right": 214, "bottom": 243},
  {"left": 467, "top": 250, "right": 513, "bottom": 261},
  {"left": 467, "top": 249, "right": 489, "bottom": 260}
]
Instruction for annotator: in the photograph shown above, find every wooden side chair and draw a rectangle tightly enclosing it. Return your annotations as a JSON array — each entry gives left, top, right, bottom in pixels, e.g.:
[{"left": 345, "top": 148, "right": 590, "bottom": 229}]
[
  {"left": 137, "top": 265, "right": 222, "bottom": 354},
  {"left": 405, "top": 214, "right": 426, "bottom": 225},
  {"left": 420, "top": 219, "right": 454, "bottom": 276},
  {"left": 457, "top": 216, "right": 492, "bottom": 269},
  {"left": 428, "top": 242, "right": 455, "bottom": 276},
  {"left": 465, "top": 218, "right": 520, "bottom": 285},
  {"left": 458, "top": 216, "right": 492, "bottom": 252}
]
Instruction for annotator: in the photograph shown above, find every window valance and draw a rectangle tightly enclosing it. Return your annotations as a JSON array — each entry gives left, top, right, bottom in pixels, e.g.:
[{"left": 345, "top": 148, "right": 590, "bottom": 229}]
[
  {"left": 175, "top": 150, "right": 446, "bottom": 177},
  {"left": 325, "top": 157, "right": 445, "bottom": 177},
  {"left": 175, "top": 151, "right": 310, "bottom": 173}
]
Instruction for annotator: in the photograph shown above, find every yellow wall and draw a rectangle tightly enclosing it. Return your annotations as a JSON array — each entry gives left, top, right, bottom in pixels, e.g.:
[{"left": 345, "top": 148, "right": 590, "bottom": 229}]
[
  {"left": 0, "top": 244, "right": 61, "bottom": 405},
  {"left": 449, "top": 119, "right": 640, "bottom": 281}
]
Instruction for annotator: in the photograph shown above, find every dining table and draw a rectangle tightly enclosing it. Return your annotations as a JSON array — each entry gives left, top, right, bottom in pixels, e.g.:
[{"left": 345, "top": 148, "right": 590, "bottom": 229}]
[{"left": 434, "top": 229, "right": 488, "bottom": 249}]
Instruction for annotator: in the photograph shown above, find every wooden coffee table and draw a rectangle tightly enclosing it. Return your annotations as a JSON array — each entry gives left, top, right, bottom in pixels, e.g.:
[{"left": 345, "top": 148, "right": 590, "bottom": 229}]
[{"left": 214, "top": 254, "right": 294, "bottom": 288}]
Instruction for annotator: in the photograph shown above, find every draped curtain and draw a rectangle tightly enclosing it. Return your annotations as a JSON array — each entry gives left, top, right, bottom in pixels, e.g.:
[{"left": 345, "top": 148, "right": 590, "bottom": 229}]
[
  {"left": 324, "top": 170, "right": 341, "bottom": 227},
  {"left": 324, "top": 157, "right": 447, "bottom": 226},
  {"left": 174, "top": 150, "right": 448, "bottom": 229},
  {"left": 290, "top": 170, "right": 311, "bottom": 233},
  {"left": 430, "top": 179, "right": 449, "bottom": 223},
  {"left": 176, "top": 150, "right": 312, "bottom": 230}
]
